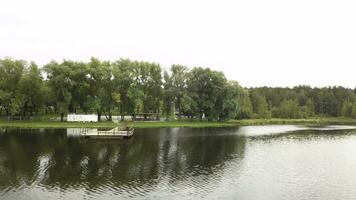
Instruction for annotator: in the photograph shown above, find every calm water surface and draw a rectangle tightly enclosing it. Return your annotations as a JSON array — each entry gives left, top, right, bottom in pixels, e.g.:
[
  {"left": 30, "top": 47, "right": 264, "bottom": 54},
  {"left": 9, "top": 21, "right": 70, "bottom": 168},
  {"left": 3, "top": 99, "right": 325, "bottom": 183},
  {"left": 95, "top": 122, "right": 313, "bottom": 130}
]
[{"left": 1, "top": 125, "right": 356, "bottom": 200}]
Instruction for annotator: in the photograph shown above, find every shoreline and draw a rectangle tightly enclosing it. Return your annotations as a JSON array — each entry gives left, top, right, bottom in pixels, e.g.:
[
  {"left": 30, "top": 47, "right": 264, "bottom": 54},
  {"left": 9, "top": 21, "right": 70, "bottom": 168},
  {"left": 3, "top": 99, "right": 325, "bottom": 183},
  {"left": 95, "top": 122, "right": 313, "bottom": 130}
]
[{"left": 0, "top": 118, "right": 356, "bottom": 129}]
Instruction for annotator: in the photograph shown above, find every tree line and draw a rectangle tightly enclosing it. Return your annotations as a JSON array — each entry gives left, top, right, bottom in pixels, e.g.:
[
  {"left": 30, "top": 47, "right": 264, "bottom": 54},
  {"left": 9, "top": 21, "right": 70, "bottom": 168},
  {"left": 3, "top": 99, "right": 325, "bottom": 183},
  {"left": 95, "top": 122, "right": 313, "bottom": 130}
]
[{"left": 1, "top": 57, "right": 356, "bottom": 121}]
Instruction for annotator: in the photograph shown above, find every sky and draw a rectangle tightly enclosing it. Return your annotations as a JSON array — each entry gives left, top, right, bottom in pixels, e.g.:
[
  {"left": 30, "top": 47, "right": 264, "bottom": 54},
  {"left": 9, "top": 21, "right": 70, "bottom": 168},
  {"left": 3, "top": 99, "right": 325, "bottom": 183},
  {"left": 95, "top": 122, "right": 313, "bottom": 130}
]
[{"left": 1, "top": 0, "right": 356, "bottom": 88}]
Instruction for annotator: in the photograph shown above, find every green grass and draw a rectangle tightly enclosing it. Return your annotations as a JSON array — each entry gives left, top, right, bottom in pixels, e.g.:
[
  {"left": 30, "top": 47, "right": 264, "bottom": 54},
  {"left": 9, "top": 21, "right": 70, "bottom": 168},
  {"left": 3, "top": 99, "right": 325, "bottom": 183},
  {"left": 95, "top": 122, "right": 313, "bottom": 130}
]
[
  {"left": 231, "top": 118, "right": 356, "bottom": 126},
  {"left": 0, "top": 120, "right": 236, "bottom": 129},
  {"left": 0, "top": 121, "right": 118, "bottom": 128},
  {"left": 128, "top": 118, "right": 356, "bottom": 128},
  {"left": 0, "top": 118, "right": 356, "bottom": 129},
  {"left": 126, "top": 121, "right": 237, "bottom": 128}
]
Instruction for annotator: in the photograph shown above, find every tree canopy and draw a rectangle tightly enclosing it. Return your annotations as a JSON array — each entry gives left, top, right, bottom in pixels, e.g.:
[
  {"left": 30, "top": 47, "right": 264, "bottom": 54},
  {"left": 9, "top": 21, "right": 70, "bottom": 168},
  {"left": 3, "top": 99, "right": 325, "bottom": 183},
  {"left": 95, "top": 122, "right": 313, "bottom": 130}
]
[{"left": 1, "top": 57, "right": 356, "bottom": 121}]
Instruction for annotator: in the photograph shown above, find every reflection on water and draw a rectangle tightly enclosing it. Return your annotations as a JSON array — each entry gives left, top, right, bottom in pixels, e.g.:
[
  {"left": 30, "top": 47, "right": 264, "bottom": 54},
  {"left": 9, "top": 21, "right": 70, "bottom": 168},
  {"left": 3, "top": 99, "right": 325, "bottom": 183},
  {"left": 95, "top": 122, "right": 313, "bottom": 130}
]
[
  {"left": 0, "top": 128, "right": 245, "bottom": 200},
  {"left": 0, "top": 126, "right": 356, "bottom": 199},
  {"left": 236, "top": 125, "right": 356, "bottom": 137}
]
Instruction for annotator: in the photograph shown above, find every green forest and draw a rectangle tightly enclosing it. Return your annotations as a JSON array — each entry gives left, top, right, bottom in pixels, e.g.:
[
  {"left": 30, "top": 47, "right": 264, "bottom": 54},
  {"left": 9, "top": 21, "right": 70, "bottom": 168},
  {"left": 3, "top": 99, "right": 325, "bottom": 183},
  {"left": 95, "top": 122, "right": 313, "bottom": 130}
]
[{"left": 1, "top": 57, "right": 356, "bottom": 122}]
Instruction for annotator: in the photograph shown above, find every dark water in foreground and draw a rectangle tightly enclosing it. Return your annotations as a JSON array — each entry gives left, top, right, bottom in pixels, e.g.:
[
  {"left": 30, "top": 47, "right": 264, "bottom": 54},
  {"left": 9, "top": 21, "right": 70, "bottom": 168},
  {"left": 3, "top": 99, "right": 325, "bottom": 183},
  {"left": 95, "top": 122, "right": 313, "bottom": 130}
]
[{"left": 1, "top": 125, "right": 356, "bottom": 200}]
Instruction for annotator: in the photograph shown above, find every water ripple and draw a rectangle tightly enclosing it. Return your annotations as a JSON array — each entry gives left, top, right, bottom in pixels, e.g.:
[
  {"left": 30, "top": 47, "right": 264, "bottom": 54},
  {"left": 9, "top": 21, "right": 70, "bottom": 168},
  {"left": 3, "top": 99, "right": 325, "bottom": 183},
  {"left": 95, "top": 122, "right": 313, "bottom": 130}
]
[{"left": 2, "top": 127, "right": 356, "bottom": 199}]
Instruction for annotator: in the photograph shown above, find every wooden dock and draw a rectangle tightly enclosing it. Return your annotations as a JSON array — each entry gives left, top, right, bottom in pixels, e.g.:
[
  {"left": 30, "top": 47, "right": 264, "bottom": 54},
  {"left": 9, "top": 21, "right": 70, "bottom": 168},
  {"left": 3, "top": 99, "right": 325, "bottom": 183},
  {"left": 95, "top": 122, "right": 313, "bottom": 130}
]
[{"left": 81, "top": 127, "right": 134, "bottom": 139}]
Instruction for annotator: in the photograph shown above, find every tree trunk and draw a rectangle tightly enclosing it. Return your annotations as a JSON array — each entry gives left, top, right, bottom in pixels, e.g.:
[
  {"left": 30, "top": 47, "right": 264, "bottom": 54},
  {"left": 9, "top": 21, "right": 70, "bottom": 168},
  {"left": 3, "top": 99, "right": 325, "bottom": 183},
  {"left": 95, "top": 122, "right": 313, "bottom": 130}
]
[
  {"left": 22, "top": 103, "right": 28, "bottom": 118},
  {"left": 177, "top": 98, "right": 181, "bottom": 120},
  {"left": 60, "top": 113, "right": 64, "bottom": 122},
  {"left": 120, "top": 104, "right": 125, "bottom": 121},
  {"left": 157, "top": 100, "right": 160, "bottom": 121},
  {"left": 109, "top": 112, "right": 112, "bottom": 121},
  {"left": 178, "top": 106, "right": 181, "bottom": 120},
  {"left": 97, "top": 110, "right": 101, "bottom": 122}
]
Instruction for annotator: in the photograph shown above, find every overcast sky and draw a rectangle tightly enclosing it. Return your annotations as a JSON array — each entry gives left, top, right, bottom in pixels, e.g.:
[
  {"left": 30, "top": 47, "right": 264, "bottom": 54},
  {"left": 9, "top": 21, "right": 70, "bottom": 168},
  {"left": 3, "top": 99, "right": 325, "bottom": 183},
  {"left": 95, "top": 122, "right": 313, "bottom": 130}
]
[{"left": 1, "top": 0, "right": 355, "bottom": 88}]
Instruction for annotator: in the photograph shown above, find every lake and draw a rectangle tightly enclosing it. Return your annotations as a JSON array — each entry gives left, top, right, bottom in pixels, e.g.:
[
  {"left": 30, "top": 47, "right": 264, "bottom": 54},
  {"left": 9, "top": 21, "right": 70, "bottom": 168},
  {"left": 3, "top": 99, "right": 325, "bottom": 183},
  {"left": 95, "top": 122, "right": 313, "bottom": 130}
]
[{"left": 1, "top": 125, "right": 356, "bottom": 200}]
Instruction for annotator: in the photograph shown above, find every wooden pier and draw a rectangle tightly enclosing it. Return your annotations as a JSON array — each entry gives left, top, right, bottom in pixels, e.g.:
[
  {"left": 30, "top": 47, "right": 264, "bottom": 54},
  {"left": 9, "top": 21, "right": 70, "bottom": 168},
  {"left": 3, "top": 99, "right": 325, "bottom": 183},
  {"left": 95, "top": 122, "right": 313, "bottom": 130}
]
[{"left": 81, "top": 127, "right": 134, "bottom": 139}]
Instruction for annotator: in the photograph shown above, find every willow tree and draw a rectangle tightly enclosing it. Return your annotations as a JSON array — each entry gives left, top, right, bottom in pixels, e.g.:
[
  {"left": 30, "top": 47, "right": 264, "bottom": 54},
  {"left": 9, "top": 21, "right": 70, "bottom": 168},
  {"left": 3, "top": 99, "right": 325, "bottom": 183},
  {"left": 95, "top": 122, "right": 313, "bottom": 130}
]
[
  {"left": 170, "top": 65, "right": 189, "bottom": 119},
  {"left": 187, "top": 67, "right": 227, "bottom": 121},
  {"left": 113, "top": 59, "right": 135, "bottom": 121},
  {"left": 18, "top": 62, "right": 44, "bottom": 116},
  {"left": 64, "top": 60, "right": 89, "bottom": 113},
  {"left": 134, "top": 61, "right": 162, "bottom": 117},
  {"left": 44, "top": 61, "right": 73, "bottom": 121},
  {"left": 87, "top": 58, "right": 118, "bottom": 121}
]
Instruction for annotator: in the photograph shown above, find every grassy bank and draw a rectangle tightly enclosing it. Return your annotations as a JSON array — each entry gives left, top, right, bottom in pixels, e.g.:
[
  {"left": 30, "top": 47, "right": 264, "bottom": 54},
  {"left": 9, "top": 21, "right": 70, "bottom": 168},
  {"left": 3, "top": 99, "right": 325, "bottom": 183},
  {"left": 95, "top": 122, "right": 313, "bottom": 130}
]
[
  {"left": 126, "top": 121, "right": 237, "bottom": 128},
  {"left": 230, "top": 118, "right": 356, "bottom": 126},
  {"left": 0, "top": 118, "right": 356, "bottom": 129},
  {"left": 0, "top": 120, "right": 236, "bottom": 129},
  {"left": 0, "top": 121, "right": 118, "bottom": 129}
]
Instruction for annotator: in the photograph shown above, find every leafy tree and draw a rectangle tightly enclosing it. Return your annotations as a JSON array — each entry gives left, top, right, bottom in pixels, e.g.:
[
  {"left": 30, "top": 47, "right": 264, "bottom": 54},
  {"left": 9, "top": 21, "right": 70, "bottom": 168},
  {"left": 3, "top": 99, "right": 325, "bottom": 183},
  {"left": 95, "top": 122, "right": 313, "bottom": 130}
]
[
  {"left": 2, "top": 56, "right": 356, "bottom": 122},
  {"left": 42, "top": 82, "right": 56, "bottom": 114},
  {"left": 0, "top": 58, "right": 26, "bottom": 116},
  {"left": 134, "top": 61, "right": 162, "bottom": 118},
  {"left": 162, "top": 71, "right": 175, "bottom": 120},
  {"left": 65, "top": 60, "right": 89, "bottom": 113},
  {"left": 87, "top": 58, "right": 117, "bottom": 121},
  {"left": 352, "top": 104, "right": 356, "bottom": 119},
  {"left": 18, "top": 62, "right": 44, "bottom": 116},
  {"left": 236, "top": 88, "right": 253, "bottom": 119},
  {"left": 250, "top": 91, "right": 271, "bottom": 119},
  {"left": 272, "top": 100, "right": 300, "bottom": 119},
  {"left": 170, "top": 65, "right": 189, "bottom": 119},
  {"left": 127, "top": 87, "right": 144, "bottom": 114},
  {"left": 300, "top": 98, "right": 315, "bottom": 118},
  {"left": 112, "top": 59, "right": 135, "bottom": 120},
  {"left": 217, "top": 81, "right": 241, "bottom": 121},
  {"left": 9, "top": 93, "right": 26, "bottom": 116},
  {"left": 44, "top": 61, "right": 73, "bottom": 121},
  {"left": 180, "top": 93, "right": 197, "bottom": 119},
  {"left": 187, "top": 67, "right": 228, "bottom": 121},
  {"left": 341, "top": 100, "right": 353, "bottom": 118}
]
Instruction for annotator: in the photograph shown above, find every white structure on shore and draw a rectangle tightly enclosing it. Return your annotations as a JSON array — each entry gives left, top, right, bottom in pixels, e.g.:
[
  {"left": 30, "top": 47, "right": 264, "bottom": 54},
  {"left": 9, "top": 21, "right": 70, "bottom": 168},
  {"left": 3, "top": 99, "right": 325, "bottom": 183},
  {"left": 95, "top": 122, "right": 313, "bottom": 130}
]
[{"left": 67, "top": 114, "right": 98, "bottom": 122}]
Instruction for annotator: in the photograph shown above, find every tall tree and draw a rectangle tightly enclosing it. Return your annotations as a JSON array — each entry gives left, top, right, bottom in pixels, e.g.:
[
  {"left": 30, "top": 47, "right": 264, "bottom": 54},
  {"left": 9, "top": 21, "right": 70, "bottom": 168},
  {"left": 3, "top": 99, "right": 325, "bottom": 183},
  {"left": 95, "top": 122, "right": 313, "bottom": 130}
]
[
  {"left": 113, "top": 59, "right": 136, "bottom": 120},
  {"left": 44, "top": 61, "right": 73, "bottom": 121},
  {"left": 162, "top": 70, "right": 175, "bottom": 120},
  {"left": 187, "top": 67, "right": 227, "bottom": 121},
  {"left": 135, "top": 61, "right": 162, "bottom": 118},
  {"left": 18, "top": 62, "right": 44, "bottom": 116},
  {"left": 0, "top": 58, "right": 26, "bottom": 116},
  {"left": 272, "top": 99, "right": 300, "bottom": 119},
  {"left": 170, "top": 65, "right": 189, "bottom": 119},
  {"left": 217, "top": 81, "right": 241, "bottom": 121},
  {"left": 65, "top": 60, "right": 89, "bottom": 113},
  {"left": 87, "top": 58, "right": 118, "bottom": 121},
  {"left": 250, "top": 91, "right": 271, "bottom": 119},
  {"left": 236, "top": 87, "right": 253, "bottom": 119}
]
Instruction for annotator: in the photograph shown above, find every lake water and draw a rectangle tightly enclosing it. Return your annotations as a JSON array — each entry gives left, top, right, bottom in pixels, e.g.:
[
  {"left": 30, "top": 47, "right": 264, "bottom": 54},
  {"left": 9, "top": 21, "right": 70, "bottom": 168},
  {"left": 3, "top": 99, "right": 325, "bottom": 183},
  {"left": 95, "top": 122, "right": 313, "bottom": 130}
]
[{"left": 1, "top": 125, "right": 356, "bottom": 200}]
